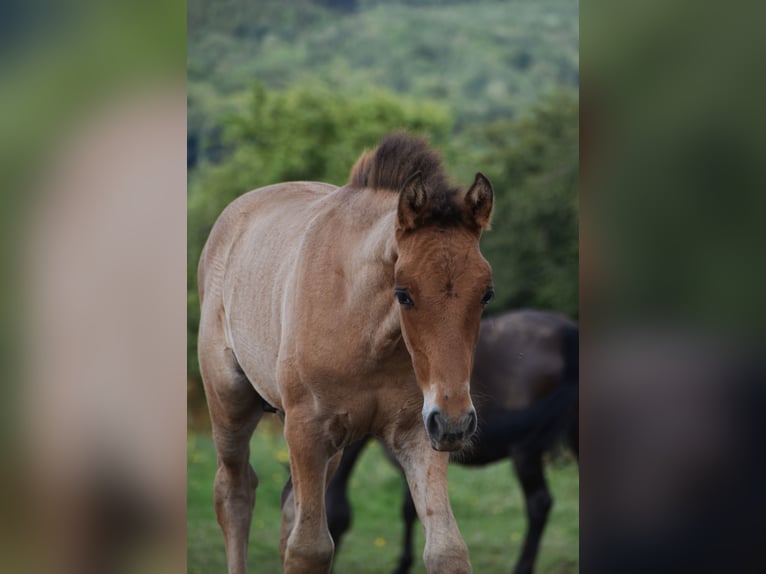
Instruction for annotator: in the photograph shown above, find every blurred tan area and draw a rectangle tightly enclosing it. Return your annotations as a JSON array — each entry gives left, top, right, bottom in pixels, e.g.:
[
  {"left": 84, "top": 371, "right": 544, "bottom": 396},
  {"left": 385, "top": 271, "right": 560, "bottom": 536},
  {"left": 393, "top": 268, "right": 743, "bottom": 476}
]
[{"left": 0, "top": 1, "right": 186, "bottom": 573}]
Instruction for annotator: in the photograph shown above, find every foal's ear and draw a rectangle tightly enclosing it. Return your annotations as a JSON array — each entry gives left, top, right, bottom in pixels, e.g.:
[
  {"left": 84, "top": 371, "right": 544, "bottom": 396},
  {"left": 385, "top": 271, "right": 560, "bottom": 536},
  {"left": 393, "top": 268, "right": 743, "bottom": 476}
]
[
  {"left": 465, "top": 172, "right": 494, "bottom": 230},
  {"left": 397, "top": 171, "right": 429, "bottom": 231}
]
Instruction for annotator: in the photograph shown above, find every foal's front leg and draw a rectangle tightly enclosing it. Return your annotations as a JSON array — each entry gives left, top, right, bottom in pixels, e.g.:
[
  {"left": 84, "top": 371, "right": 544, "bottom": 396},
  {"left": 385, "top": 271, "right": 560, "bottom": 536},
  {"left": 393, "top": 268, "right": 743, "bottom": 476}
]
[
  {"left": 281, "top": 414, "right": 342, "bottom": 574},
  {"left": 389, "top": 430, "right": 472, "bottom": 574}
]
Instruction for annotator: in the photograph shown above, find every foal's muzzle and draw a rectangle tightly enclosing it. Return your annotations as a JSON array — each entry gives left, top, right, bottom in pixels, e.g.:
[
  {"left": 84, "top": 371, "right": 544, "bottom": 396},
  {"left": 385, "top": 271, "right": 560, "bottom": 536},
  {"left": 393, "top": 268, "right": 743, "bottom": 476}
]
[{"left": 424, "top": 407, "right": 478, "bottom": 452}]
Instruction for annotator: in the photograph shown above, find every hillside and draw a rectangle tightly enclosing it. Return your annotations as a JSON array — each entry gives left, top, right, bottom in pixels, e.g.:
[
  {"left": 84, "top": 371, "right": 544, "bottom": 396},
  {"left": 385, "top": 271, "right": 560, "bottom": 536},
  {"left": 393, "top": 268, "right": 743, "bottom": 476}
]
[{"left": 189, "top": 0, "right": 578, "bottom": 124}]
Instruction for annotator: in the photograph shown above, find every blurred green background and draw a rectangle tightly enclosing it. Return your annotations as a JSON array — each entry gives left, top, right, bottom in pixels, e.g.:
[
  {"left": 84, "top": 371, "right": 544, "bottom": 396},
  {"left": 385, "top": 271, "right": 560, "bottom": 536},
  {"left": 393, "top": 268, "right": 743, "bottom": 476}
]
[{"left": 188, "top": 1, "right": 578, "bottom": 572}]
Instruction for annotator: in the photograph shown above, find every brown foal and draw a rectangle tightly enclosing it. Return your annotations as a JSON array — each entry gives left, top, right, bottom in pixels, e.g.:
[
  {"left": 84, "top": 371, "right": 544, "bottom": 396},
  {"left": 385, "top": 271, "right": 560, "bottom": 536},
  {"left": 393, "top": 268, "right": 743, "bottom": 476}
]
[{"left": 197, "top": 133, "right": 494, "bottom": 573}]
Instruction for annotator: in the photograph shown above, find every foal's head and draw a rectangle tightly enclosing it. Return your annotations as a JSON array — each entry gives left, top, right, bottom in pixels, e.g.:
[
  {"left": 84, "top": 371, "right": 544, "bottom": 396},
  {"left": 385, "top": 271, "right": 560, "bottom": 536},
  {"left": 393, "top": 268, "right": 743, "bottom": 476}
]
[{"left": 394, "top": 170, "right": 494, "bottom": 451}]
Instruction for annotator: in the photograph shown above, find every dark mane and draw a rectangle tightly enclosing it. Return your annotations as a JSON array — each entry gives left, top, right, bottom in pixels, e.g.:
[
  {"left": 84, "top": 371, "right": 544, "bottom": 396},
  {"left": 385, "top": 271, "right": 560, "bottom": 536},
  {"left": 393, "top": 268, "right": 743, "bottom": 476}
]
[{"left": 349, "top": 132, "right": 467, "bottom": 227}]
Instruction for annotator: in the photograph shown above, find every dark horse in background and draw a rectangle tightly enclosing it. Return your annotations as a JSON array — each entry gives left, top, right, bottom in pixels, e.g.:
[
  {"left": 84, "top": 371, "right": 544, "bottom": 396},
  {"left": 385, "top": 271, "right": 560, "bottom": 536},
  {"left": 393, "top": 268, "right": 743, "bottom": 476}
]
[{"left": 326, "top": 309, "right": 579, "bottom": 574}]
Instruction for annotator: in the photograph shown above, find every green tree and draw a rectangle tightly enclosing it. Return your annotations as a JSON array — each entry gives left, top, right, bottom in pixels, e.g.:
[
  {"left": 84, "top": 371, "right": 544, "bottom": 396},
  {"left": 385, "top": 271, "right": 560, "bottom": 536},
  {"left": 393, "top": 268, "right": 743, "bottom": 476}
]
[{"left": 472, "top": 90, "right": 579, "bottom": 317}]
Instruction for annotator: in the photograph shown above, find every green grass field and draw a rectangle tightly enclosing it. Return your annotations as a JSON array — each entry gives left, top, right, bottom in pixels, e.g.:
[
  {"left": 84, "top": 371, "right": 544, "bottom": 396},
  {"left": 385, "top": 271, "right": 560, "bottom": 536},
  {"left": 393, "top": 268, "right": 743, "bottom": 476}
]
[{"left": 188, "top": 421, "right": 578, "bottom": 574}]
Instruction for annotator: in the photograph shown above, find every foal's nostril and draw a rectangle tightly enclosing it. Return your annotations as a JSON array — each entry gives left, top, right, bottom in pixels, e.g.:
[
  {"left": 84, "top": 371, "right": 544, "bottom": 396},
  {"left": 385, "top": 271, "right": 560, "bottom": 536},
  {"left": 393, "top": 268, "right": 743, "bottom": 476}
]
[
  {"left": 426, "top": 410, "right": 442, "bottom": 438},
  {"left": 465, "top": 410, "right": 478, "bottom": 438}
]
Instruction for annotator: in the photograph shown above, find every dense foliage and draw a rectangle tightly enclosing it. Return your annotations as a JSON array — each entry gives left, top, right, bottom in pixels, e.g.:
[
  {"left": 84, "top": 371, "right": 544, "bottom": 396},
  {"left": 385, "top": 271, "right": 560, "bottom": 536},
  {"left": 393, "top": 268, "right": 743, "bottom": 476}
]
[{"left": 188, "top": 0, "right": 578, "bottom": 387}]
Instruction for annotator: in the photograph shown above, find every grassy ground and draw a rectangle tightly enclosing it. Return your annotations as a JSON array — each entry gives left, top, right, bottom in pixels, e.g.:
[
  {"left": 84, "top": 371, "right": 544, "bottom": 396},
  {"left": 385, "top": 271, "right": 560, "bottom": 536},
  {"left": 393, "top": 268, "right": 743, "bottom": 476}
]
[{"left": 188, "top": 420, "right": 578, "bottom": 574}]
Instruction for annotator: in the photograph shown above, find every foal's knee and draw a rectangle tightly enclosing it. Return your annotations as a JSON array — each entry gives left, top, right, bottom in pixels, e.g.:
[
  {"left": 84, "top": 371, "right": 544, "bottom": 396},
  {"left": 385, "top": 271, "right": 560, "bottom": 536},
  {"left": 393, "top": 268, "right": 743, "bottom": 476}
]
[
  {"left": 213, "top": 462, "right": 258, "bottom": 515},
  {"left": 216, "top": 459, "right": 258, "bottom": 489}
]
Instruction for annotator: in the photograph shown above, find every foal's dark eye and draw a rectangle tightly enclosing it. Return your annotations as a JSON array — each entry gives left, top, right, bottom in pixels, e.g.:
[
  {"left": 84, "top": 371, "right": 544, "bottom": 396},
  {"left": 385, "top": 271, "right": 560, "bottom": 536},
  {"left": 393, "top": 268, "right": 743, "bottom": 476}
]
[
  {"left": 480, "top": 288, "right": 495, "bottom": 306},
  {"left": 395, "top": 288, "right": 415, "bottom": 307}
]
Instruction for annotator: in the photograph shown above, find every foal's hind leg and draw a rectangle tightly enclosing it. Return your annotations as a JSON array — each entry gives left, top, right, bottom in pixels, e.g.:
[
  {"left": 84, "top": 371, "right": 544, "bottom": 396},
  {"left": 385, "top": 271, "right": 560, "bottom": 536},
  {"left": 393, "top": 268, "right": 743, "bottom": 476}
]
[
  {"left": 201, "top": 343, "right": 264, "bottom": 574},
  {"left": 511, "top": 451, "right": 552, "bottom": 574}
]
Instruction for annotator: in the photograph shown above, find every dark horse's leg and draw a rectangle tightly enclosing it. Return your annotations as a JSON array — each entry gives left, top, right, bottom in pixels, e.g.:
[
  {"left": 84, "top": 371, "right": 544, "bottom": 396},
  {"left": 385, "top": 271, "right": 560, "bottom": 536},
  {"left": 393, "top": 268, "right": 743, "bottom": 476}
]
[
  {"left": 511, "top": 451, "right": 552, "bottom": 574},
  {"left": 325, "top": 438, "right": 370, "bottom": 553},
  {"left": 393, "top": 478, "right": 418, "bottom": 574}
]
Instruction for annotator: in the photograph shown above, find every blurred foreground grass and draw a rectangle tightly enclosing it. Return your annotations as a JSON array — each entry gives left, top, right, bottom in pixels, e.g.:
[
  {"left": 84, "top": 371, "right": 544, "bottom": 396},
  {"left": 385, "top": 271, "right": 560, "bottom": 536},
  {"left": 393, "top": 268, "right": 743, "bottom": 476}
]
[{"left": 188, "top": 420, "right": 578, "bottom": 574}]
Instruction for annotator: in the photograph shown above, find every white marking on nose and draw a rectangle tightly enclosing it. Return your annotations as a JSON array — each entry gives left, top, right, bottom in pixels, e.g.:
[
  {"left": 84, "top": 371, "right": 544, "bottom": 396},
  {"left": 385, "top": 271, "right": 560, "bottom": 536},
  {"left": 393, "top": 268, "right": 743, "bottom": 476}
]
[{"left": 421, "top": 386, "right": 437, "bottom": 426}]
